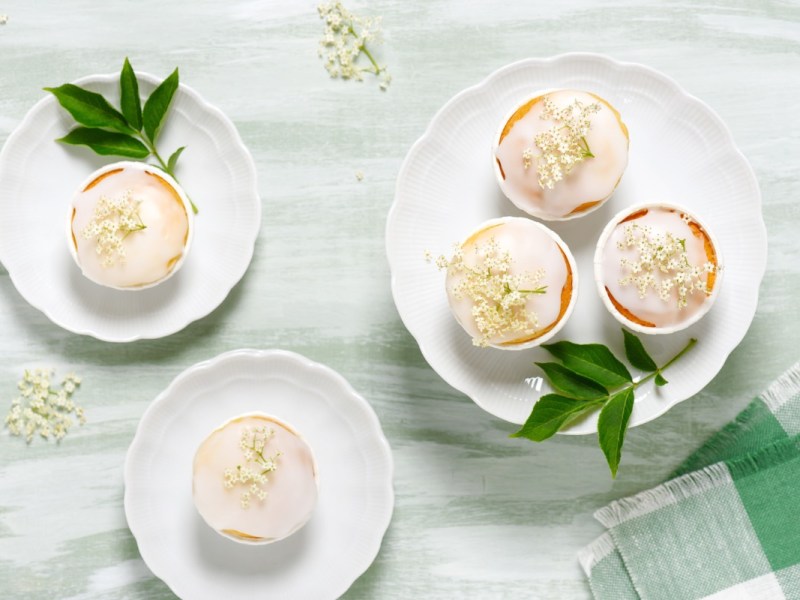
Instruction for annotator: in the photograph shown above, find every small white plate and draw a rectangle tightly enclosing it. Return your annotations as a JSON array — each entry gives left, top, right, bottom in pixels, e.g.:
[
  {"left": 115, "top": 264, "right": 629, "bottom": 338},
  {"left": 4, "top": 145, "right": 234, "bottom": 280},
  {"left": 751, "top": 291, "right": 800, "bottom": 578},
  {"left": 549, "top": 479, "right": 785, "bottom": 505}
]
[
  {"left": 0, "top": 72, "right": 260, "bottom": 342},
  {"left": 386, "top": 53, "right": 766, "bottom": 434},
  {"left": 124, "top": 349, "right": 394, "bottom": 600}
]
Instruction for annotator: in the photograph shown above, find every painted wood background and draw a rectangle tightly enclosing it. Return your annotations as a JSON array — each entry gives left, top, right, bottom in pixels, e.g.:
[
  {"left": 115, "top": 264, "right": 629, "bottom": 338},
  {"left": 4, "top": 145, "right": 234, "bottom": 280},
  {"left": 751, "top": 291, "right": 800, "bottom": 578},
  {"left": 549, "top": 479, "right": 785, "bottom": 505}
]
[{"left": 1, "top": 0, "right": 798, "bottom": 597}]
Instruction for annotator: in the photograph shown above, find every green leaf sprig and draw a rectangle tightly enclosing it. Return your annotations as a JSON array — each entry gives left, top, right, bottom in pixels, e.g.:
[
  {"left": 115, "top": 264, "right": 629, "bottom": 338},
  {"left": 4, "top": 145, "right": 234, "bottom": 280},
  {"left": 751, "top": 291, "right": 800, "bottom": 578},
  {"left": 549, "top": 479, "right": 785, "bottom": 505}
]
[
  {"left": 45, "top": 58, "right": 197, "bottom": 214},
  {"left": 511, "top": 329, "right": 697, "bottom": 478}
]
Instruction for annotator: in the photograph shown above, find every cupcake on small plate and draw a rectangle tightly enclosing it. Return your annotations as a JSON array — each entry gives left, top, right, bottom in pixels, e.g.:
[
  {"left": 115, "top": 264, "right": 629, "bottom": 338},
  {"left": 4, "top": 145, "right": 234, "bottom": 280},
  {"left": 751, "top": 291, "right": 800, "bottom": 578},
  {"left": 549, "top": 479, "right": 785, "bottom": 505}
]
[
  {"left": 493, "top": 89, "right": 629, "bottom": 220},
  {"left": 192, "top": 412, "right": 319, "bottom": 545},
  {"left": 594, "top": 202, "right": 722, "bottom": 334},
  {"left": 432, "top": 217, "right": 577, "bottom": 349},
  {"left": 67, "top": 161, "right": 193, "bottom": 290}
]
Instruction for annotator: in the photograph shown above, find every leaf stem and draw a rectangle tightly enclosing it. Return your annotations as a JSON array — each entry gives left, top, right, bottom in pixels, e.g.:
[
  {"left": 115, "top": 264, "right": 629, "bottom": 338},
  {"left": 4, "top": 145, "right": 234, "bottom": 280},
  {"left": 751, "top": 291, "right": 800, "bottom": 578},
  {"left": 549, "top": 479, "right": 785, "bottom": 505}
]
[
  {"left": 142, "top": 137, "right": 198, "bottom": 214},
  {"left": 633, "top": 337, "right": 697, "bottom": 389}
]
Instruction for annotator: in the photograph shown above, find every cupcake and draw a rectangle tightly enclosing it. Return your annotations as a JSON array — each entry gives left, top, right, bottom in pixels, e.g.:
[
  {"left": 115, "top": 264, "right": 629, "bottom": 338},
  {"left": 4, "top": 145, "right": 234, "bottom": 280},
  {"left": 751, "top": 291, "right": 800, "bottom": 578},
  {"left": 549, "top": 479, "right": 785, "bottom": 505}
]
[
  {"left": 192, "top": 413, "right": 319, "bottom": 545},
  {"left": 594, "top": 203, "right": 722, "bottom": 334},
  {"left": 493, "top": 89, "right": 629, "bottom": 220},
  {"left": 433, "top": 217, "right": 577, "bottom": 349},
  {"left": 67, "top": 161, "right": 193, "bottom": 290}
]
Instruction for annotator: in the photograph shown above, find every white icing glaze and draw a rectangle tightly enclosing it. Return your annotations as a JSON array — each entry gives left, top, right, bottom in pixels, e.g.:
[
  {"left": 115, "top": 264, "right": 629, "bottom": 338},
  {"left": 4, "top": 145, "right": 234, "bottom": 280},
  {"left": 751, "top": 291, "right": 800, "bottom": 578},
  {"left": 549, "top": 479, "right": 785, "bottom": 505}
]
[
  {"left": 446, "top": 218, "right": 572, "bottom": 347},
  {"left": 494, "top": 89, "right": 629, "bottom": 219},
  {"left": 69, "top": 163, "right": 190, "bottom": 289},
  {"left": 600, "top": 207, "right": 716, "bottom": 328},
  {"left": 192, "top": 413, "right": 318, "bottom": 544}
]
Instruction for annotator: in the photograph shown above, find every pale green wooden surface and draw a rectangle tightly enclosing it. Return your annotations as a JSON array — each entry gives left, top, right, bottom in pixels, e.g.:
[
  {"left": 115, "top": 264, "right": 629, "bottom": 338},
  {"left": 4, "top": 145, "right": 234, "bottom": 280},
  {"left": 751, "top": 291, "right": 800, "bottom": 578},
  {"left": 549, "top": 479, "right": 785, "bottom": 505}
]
[{"left": 0, "top": 1, "right": 798, "bottom": 598}]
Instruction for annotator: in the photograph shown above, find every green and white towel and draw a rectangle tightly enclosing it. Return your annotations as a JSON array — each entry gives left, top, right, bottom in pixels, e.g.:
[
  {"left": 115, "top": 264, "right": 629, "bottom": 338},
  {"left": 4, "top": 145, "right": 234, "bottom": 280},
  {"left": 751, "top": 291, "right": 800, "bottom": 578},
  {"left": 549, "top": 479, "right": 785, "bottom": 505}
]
[{"left": 580, "top": 361, "right": 800, "bottom": 600}]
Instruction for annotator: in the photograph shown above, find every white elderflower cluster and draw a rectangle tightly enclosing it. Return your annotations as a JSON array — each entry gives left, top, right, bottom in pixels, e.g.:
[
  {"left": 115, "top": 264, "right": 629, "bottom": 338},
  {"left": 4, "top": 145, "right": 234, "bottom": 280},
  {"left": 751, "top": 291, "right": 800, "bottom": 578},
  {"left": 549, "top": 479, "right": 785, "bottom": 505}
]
[
  {"left": 429, "top": 239, "right": 547, "bottom": 347},
  {"left": 317, "top": 2, "right": 391, "bottom": 90},
  {"left": 5, "top": 369, "right": 85, "bottom": 443},
  {"left": 223, "top": 426, "right": 282, "bottom": 509},
  {"left": 524, "top": 96, "right": 601, "bottom": 189},
  {"left": 617, "top": 223, "right": 717, "bottom": 309},
  {"left": 0, "top": 15, "right": 8, "bottom": 25},
  {"left": 81, "top": 190, "right": 147, "bottom": 267}
]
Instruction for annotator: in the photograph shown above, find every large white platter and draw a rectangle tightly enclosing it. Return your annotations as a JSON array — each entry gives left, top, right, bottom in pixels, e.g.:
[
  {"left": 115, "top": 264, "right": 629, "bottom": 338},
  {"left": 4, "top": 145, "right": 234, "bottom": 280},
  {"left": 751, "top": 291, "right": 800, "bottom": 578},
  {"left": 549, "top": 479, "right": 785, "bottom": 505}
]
[
  {"left": 386, "top": 53, "right": 766, "bottom": 434},
  {"left": 0, "top": 72, "right": 260, "bottom": 342}
]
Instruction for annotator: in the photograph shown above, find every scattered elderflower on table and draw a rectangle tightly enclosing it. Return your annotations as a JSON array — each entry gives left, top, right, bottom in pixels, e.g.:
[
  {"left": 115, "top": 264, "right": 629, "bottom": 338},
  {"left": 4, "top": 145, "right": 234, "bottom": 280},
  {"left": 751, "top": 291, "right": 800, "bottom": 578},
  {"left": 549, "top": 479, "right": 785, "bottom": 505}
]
[
  {"left": 223, "top": 425, "right": 282, "bottom": 509},
  {"left": 0, "top": 15, "right": 8, "bottom": 25},
  {"left": 4, "top": 369, "right": 86, "bottom": 443},
  {"left": 317, "top": 2, "right": 391, "bottom": 90}
]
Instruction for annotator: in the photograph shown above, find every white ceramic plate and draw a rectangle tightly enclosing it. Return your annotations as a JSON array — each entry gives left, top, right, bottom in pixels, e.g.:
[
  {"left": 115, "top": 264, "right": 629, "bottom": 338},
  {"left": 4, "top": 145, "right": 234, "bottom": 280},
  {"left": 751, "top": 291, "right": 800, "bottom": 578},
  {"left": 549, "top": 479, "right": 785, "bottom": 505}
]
[
  {"left": 386, "top": 53, "right": 766, "bottom": 434},
  {"left": 0, "top": 72, "right": 260, "bottom": 342},
  {"left": 124, "top": 349, "right": 394, "bottom": 600}
]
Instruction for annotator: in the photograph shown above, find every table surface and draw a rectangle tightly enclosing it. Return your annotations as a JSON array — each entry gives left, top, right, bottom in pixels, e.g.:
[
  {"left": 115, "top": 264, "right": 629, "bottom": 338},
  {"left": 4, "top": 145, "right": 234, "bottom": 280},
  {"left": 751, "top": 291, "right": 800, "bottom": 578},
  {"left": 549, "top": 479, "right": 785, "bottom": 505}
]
[{"left": 1, "top": 1, "right": 798, "bottom": 598}]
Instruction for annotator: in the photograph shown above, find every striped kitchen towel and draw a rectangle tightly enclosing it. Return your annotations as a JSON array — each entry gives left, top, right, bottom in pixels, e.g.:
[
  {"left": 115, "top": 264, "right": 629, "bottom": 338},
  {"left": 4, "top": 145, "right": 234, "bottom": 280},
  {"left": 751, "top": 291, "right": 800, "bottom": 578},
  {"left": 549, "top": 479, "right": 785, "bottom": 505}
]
[{"left": 580, "top": 361, "right": 800, "bottom": 600}]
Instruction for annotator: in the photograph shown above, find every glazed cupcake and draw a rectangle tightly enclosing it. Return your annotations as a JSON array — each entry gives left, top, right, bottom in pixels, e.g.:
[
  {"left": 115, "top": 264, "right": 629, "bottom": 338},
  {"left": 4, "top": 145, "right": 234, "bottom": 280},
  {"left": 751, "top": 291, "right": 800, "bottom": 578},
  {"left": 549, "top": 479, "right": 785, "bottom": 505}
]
[
  {"left": 594, "top": 203, "right": 722, "bottom": 334},
  {"left": 493, "top": 89, "right": 629, "bottom": 220},
  {"left": 192, "top": 413, "right": 319, "bottom": 545},
  {"left": 433, "top": 217, "right": 577, "bottom": 349},
  {"left": 67, "top": 161, "right": 193, "bottom": 290}
]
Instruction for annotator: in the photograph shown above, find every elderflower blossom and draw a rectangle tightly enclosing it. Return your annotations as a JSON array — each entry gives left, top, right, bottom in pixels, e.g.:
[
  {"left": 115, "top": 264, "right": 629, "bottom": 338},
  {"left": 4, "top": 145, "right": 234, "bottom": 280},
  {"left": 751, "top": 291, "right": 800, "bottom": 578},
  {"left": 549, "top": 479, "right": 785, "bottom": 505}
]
[
  {"left": 4, "top": 369, "right": 85, "bottom": 443},
  {"left": 430, "top": 239, "right": 547, "bottom": 347},
  {"left": 0, "top": 15, "right": 8, "bottom": 25},
  {"left": 617, "top": 223, "right": 717, "bottom": 309},
  {"left": 81, "top": 190, "right": 147, "bottom": 267},
  {"left": 317, "top": 2, "right": 391, "bottom": 89},
  {"left": 523, "top": 96, "right": 601, "bottom": 189},
  {"left": 224, "top": 426, "right": 282, "bottom": 509}
]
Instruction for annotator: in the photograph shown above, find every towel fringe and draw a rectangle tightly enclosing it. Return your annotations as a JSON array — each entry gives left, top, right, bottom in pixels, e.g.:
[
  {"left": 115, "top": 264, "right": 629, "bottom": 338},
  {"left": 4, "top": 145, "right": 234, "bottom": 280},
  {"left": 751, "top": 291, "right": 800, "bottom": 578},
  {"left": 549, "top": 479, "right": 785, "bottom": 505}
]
[
  {"left": 577, "top": 532, "right": 616, "bottom": 576},
  {"left": 760, "top": 361, "right": 800, "bottom": 413},
  {"left": 725, "top": 435, "right": 800, "bottom": 479},
  {"left": 595, "top": 462, "right": 731, "bottom": 528}
]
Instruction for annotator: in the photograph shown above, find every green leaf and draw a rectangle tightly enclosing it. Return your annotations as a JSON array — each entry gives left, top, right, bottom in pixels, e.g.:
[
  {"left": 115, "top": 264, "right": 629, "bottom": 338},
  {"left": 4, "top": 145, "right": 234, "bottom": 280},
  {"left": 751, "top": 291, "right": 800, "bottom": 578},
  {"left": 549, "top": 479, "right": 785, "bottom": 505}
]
[
  {"left": 167, "top": 146, "right": 185, "bottom": 172},
  {"left": 622, "top": 329, "right": 658, "bottom": 372},
  {"left": 45, "top": 84, "right": 133, "bottom": 134},
  {"left": 511, "top": 394, "right": 602, "bottom": 442},
  {"left": 143, "top": 68, "right": 179, "bottom": 144},
  {"left": 542, "top": 341, "right": 632, "bottom": 390},
  {"left": 57, "top": 127, "right": 150, "bottom": 158},
  {"left": 120, "top": 58, "right": 142, "bottom": 131},
  {"left": 535, "top": 362, "right": 607, "bottom": 401},
  {"left": 598, "top": 387, "right": 635, "bottom": 478},
  {"left": 655, "top": 373, "right": 668, "bottom": 386}
]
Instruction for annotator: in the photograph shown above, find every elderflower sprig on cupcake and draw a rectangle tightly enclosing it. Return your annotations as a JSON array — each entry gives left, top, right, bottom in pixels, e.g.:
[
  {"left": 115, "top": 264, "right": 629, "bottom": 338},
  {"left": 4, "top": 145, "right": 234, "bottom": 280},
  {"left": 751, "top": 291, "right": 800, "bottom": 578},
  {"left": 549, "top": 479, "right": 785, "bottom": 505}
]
[
  {"left": 45, "top": 58, "right": 198, "bottom": 213},
  {"left": 223, "top": 426, "right": 282, "bottom": 509},
  {"left": 512, "top": 330, "right": 697, "bottom": 477},
  {"left": 317, "top": 2, "right": 391, "bottom": 90},
  {"left": 81, "top": 190, "right": 147, "bottom": 267},
  {"left": 617, "top": 221, "right": 717, "bottom": 309},
  {"left": 5, "top": 369, "right": 86, "bottom": 443},
  {"left": 429, "top": 238, "right": 547, "bottom": 347},
  {"left": 523, "top": 96, "right": 600, "bottom": 189}
]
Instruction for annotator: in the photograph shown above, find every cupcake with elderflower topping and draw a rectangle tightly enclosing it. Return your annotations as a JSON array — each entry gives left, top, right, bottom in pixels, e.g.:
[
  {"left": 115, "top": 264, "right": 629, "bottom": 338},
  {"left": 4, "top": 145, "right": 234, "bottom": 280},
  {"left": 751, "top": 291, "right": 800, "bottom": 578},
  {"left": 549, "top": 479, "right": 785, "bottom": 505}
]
[
  {"left": 67, "top": 161, "right": 193, "bottom": 290},
  {"left": 594, "top": 202, "right": 722, "bottom": 334},
  {"left": 493, "top": 89, "right": 629, "bottom": 220},
  {"left": 192, "top": 413, "right": 319, "bottom": 544},
  {"left": 431, "top": 217, "right": 577, "bottom": 349}
]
